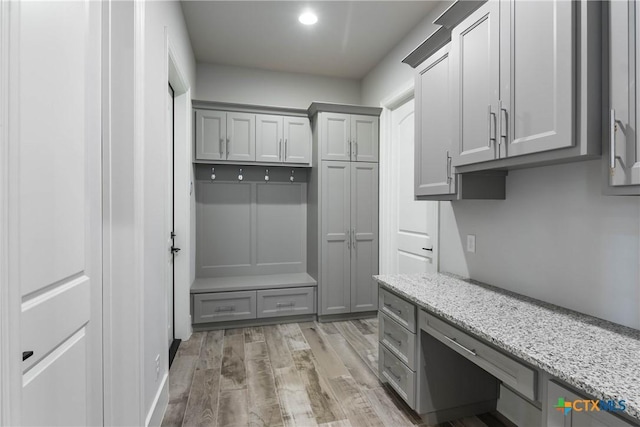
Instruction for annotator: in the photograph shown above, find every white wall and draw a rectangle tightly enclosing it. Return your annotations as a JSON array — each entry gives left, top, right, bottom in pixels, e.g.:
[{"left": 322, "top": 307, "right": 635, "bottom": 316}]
[
  {"left": 142, "top": 0, "right": 196, "bottom": 422},
  {"left": 195, "top": 62, "right": 361, "bottom": 108},
  {"left": 361, "top": 3, "right": 640, "bottom": 329}
]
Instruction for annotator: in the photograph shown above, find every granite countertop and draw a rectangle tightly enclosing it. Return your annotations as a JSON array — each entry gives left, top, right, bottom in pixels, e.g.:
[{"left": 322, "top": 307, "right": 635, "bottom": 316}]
[{"left": 374, "top": 273, "right": 640, "bottom": 422}]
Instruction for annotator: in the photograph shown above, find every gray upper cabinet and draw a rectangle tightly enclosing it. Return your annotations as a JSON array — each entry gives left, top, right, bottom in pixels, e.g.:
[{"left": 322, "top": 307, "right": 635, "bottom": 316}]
[
  {"left": 256, "top": 114, "right": 283, "bottom": 163},
  {"left": 451, "top": 1, "right": 500, "bottom": 167},
  {"left": 321, "top": 113, "right": 351, "bottom": 161},
  {"left": 415, "top": 43, "right": 455, "bottom": 197},
  {"left": 320, "top": 112, "right": 379, "bottom": 162},
  {"left": 321, "top": 161, "right": 351, "bottom": 315},
  {"left": 284, "top": 117, "right": 311, "bottom": 164},
  {"left": 195, "top": 109, "right": 226, "bottom": 161},
  {"left": 226, "top": 112, "right": 256, "bottom": 162},
  {"left": 445, "top": 0, "right": 600, "bottom": 173},
  {"left": 194, "top": 104, "right": 312, "bottom": 166},
  {"left": 350, "top": 163, "right": 379, "bottom": 312},
  {"left": 500, "top": 0, "right": 574, "bottom": 158},
  {"left": 351, "top": 115, "right": 379, "bottom": 162},
  {"left": 608, "top": 0, "right": 640, "bottom": 194}
]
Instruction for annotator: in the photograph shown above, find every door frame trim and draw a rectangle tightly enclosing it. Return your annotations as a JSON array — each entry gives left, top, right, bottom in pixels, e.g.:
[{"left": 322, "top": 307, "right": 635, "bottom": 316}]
[
  {"left": 379, "top": 80, "right": 415, "bottom": 274},
  {"left": 0, "top": 0, "right": 20, "bottom": 424}
]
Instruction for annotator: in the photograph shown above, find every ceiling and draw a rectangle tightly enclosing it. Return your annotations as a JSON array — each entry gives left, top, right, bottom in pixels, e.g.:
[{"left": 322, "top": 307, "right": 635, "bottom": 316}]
[{"left": 180, "top": 1, "right": 440, "bottom": 79}]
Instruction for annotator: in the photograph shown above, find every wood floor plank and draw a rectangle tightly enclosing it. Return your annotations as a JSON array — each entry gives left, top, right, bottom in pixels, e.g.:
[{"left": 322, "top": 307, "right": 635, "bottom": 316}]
[
  {"left": 246, "top": 342, "right": 279, "bottom": 408},
  {"left": 249, "top": 403, "right": 284, "bottom": 427},
  {"left": 364, "top": 387, "right": 417, "bottom": 427},
  {"left": 199, "top": 330, "right": 224, "bottom": 370},
  {"left": 350, "top": 319, "right": 376, "bottom": 336},
  {"left": 274, "top": 366, "right": 318, "bottom": 427},
  {"left": 182, "top": 367, "right": 220, "bottom": 427},
  {"left": 318, "top": 420, "right": 353, "bottom": 427},
  {"left": 278, "top": 323, "right": 311, "bottom": 352},
  {"left": 225, "top": 328, "right": 244, "bottom": 336},
  {"left": 300, "top": 321, "right": 340, "bottom": 335},
  {"left": 263, "top": 325, "right": 295, "bottom": 370},
  {"left": 291, "top": 349, "right": 346, "bottom": 424},
  {"left": 334, "top": 321, "right": 379, "bottom": 373},
  {"left": 325, "top": 333, "right": 381, "bottom": 389},
  {"left": 162, "top": 355, "right": 198, "bottom": 427},
  {"left": 220, "top": 335, "right": 246, "bottom": 390},
  {"left": 300, "top": 326, "right": 350, "bottom": 378},
  {"left": 328, "top": 375, "right": 384, "bottom": 427},
  {"left": 245, "top": 326, "right": 266, "bottom": 343},
  {"left": 217, "top": 389, "right": 249, "bottom": 427},
  {"left": 177, "top": 332, "right": 206, "bottom": 357}
]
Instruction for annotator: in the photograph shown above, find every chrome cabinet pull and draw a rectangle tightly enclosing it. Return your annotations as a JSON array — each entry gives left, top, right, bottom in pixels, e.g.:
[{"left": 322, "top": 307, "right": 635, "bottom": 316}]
[
  {"left": 610, "top": 109, "right": 618, "bottom": 174},
  {"left": 500, "top": 102, "right": 508, "bottom": 152},
  {"left": 226, "top": 137, "right": 230, "bottom": 156},
  {"left": 487, "top": 105, "right": 496, "bottom": 147},
  {"left": 355, "top": 141, "right": 358, "bottom": 159},
  {"left": 443, "top": 335, "right": 477, "bottom": 357},
  {"left": 384, "top": 365, "right": 401, "bottom": 382},
  {"left": 279, "top": 139, "right": 283, "bottom": 161},
  {"left": 383, "top": 302, "right": 402, "bottom": 315},
  {"left": 215, "top": 306, "right": 235, "bottom": 313},
  {"left": 446, "top": 150, "right": 452, "bottom": 182},
  {"left": 276, "top": 301, "right": 295, "bottom": 308},
  {"left": 352, "top": 229, "right": 356, "bottom": 251},
  {"left": 220, "top": 138, "right": 224, "bottom": 157},
  {"left": 285, "top": 139, "right": 288, "bottom": 160},
  {"left": 348, "top": 140, "right": 352, "bottom": 159},
  {"left": 384, "top": 331, "right": 402, "bottom": 346},
  {"left": 346, "top": 230, "right": 350, "bottom": 250}
]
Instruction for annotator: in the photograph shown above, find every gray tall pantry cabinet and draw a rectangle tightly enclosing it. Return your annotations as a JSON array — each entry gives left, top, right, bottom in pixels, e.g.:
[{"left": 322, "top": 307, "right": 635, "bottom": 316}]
[{"left": 308, "top": 103, "right": 382, "bottom": 319}]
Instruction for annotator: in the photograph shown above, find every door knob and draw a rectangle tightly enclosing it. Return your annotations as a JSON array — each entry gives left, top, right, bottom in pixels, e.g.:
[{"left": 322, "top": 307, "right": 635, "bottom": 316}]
[{"left": 422, "top": 247, "right": 433, "bottom": 252}]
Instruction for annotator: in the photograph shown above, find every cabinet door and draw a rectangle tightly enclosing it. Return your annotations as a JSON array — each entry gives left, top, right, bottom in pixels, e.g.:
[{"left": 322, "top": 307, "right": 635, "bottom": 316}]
[
  {"left": 195, "top": 109, "right": 226, "bottom": 161},
  {"left": 609, "top": 0, "right": 640, "bottom": 187},
  {"left": 321, "top": 161, "right": 351, "bottom": 315},
  {"left": 321, "top": 112, "right": 351, "bottom": 161},
  {"left": 500, "top": 0, "right": 574, "bottom": 158},
  {"left": 451, "top": 1, "right": 500, "bottom": 167},
  {"left": 415, "top": 44, "right": 455, "bottom": 197},
  {"left": 350, "top": 163, "right": 378, "bottom": 312},
  {"left": 227, "top": 112, "right": 256, "bottom": 162},
  {"left": 351, "top": 115, "right": 379, "bottom": 162},
  {"left": 256, "top": 114, "right": 283, "bottom": 163},
  {"left": 284, "top": 116, "right": 311, "bottom": 164}
]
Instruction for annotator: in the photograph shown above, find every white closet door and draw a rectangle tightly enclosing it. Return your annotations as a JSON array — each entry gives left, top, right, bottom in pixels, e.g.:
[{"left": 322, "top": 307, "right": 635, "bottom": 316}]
[{"left": 256, "top": 114, "right": 283, "bottom": 163}]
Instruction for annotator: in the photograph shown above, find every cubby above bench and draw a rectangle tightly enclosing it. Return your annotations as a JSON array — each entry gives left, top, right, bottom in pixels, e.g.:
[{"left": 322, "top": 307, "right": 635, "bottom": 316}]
[{"left": 190, "top": 273, "right": 317, "bottom": 329}]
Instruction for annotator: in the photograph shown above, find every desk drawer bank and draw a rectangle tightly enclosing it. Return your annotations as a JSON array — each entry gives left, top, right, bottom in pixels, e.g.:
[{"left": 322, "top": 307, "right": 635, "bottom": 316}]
[{"left": 375, "top": 273, "right": 640, "bottom": 427}]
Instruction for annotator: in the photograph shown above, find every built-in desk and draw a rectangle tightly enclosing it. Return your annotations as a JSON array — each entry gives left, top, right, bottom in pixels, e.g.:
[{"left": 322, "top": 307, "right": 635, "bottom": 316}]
[{"left": 374, "top": 273, "right": 640, "bottom": 427}]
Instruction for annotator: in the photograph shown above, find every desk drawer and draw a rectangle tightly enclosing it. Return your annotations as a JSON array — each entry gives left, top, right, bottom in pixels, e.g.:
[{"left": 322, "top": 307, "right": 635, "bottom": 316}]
[
  {"left": 379, "top": 345, "right": 416, "bottom": 408},
  {"left": 257, "top": 287, "right": 315, "bottom": 318},
  {"left": 193, "top": 291, "right": 256, "bottom": 323},
  {"left": 379, "top": 312, "right": 416, "bottom": 370},
  {"left": 420, "top": 310, "right": 536, "bottom": 401},
  {"left": 379, "top": 287, "right": 416, "bottom": 333}
]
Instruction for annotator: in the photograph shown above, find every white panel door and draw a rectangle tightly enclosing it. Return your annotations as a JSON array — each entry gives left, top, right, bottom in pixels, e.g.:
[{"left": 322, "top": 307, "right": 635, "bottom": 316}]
[
  {"left": 391, "top": 99, "right": 438, "bottom": 274},
  {"left": 256, "top": 114, "right": 283, "bottom": 163},
  {"left": 500, "top": 0, "right": 574, "bottom": 157},
  {"left": 11, "top": 1, "right": 102, "bottom": 425},
  {"left": 167, "top": 85, "right": 175, "bottom": 349}
]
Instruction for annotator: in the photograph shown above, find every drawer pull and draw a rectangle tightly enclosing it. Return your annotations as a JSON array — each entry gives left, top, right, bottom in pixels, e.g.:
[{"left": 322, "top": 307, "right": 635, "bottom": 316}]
[
  {"left": 443, "top": 335, "right": 477, "bottom": 357},
  {"left": 383, "top": 302, "right": 402, "bottom": 314},
  {"left": 384, "top": 365, "right": 401, "bottom": 382},
  {"left": 384, "top": 331, "right": 402, "bottom": 346},
  {"left": 276, "top": 301, "right": 295, "bottom": 308},
  {"left": 215, "top": 306, "right": 236, "bottom": 312}
]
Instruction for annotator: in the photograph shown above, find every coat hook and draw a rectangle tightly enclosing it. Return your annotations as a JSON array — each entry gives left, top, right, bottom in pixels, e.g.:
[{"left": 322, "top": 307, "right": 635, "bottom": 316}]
[
  {"left": 290, "top": 170, "right": 295, "bottom": 182},
  {"left": 210, "top": 167, "right": 216, "bottom": 180},
  {"left": 238, "top": 168, "right": 244, "bottom": 181},
  {"left": 264, "top": 169, "right": 270, "bottom": 182}
]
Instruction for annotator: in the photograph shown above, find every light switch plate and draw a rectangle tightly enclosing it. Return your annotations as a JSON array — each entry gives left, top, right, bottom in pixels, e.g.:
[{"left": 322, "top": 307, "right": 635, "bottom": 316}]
[{"left": 466, "top": 235, "right": 476, "bottom": 253}]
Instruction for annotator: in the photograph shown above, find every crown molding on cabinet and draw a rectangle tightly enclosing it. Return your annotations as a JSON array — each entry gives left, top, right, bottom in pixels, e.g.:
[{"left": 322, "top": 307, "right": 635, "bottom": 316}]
[{"left": 307, "top": 102, "right": 382, "bottom": 118}]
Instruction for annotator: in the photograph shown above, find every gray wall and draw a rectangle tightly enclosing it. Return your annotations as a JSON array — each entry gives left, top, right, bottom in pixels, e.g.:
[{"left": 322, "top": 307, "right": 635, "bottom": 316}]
[
  {"left": 360, "top": 4, "right": 640, "bottom": 329},
  {"left": 196, "top": 62, "right": 361, "bottom": 109}
]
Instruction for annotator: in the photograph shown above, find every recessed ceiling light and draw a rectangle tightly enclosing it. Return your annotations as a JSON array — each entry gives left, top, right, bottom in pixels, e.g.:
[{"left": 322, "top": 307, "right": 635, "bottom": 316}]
[{"left": 299, "top": 11, "right": 318, "bottom": 26}]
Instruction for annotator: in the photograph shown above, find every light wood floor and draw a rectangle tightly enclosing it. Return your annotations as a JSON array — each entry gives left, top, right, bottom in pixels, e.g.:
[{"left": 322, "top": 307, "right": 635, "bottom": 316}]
[{"left": 161, "top": 318, "right": 510, "bottom": 427}]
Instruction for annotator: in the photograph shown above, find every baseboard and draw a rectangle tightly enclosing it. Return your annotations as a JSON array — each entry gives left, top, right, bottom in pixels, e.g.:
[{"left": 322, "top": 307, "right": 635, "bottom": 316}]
[
  {"left": 192, "top": 314, "right": 316, "bottom": 332},
  {"left": 145, "top": 372, "right": 169, "bottom": 427},
  {"left": 317, "top": 311, "right": 378, "bottom": 322}
]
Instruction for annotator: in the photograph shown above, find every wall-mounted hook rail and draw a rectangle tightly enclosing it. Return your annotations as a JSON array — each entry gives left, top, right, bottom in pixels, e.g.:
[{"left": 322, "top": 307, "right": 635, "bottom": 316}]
[
  {"left": 210, "top": 167, "right": 216, "bottom": 180},
  {"left": 238, "top": 168, "right": 244, "bottom": 181},
  {"left": 265, "top": 169, "right": 270, "bottom": 182},
  {"left": 290, "top": 170, "right": 295, "bottom": 182}
]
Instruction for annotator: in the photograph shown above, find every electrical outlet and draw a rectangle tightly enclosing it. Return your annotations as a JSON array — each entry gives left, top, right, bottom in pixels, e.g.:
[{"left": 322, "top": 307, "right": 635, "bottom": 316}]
[{"left": 466, "top": 234, "right": 476, "bottom": 253}]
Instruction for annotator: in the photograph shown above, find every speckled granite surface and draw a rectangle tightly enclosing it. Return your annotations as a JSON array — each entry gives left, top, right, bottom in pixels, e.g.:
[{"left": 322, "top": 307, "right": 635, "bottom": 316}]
[{"left": 374, "top": 273, "right": 640, "bottom": 422}]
